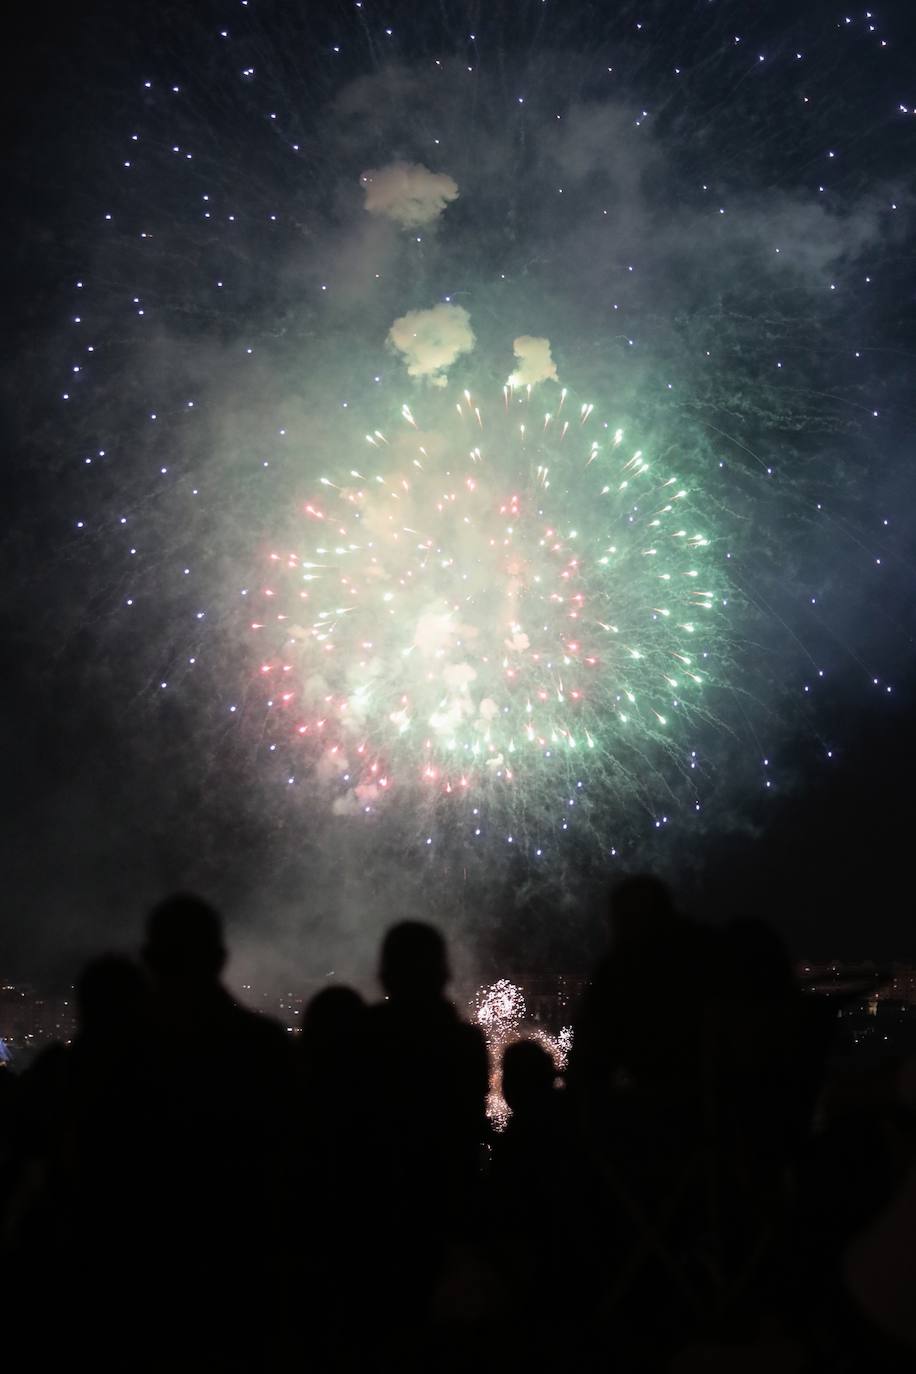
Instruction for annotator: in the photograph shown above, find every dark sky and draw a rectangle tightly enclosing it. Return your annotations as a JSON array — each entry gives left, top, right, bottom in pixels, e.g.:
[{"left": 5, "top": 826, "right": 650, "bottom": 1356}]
[{"left": 4, "top": 0, "right": 916, "bottom": 987}]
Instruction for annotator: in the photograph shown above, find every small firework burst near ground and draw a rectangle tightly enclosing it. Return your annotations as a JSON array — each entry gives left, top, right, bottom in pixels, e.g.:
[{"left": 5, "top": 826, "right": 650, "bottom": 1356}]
[{"left": 473, "top": 979, "right": 573, "bottom": 1126}]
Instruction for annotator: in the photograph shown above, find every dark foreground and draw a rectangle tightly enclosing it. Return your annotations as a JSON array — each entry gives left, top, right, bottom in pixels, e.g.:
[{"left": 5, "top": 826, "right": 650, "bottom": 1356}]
[{"left": 2, "top": 879, "right": 915, "bottom": 1372}]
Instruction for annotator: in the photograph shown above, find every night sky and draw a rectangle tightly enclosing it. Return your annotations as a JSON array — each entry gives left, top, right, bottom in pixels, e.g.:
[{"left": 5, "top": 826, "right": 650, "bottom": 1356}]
[{"left": 4, "top": 0, "right": 916, "bottom": 990}]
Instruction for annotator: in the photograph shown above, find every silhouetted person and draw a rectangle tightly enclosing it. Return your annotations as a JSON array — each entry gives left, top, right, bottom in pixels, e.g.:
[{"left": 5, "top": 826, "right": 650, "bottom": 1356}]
[
  {"left": 298, "top": 983, "right": 369, "bottom": 1178},
  {"left": 566, "top": 877, "right": 733, "bottom": 1363},
  {"left": 298, "top": 987, "right": 369, "bottom": 1206},
  {"left": 492, "top": 1038, "right": 568, "bottom": 1210},
  {"left": 369, "top": 921, "right": 488, "bottom": 1184},
  {"left": 10, "top": 955, "right": 150, "bottom": 1204},
  {"left": 696, "top": 920, "right": 827, "bottom": 1340},
  {"left": 301, "top": 984, "right": 367, "bottom": 1072},
  {"left": 0, "top": 1058, "right": 17, "bottom": 1167},
  {"left": 66, "top": 953, "right": 154, "bottom": 1158},
  {"left": 76, "top": 952, "right": 150, "bottom": 1034},
  {"left": 502, "top": 1037, "right": 556, "bottom": 1113},
  {"left": 2, "top": 955, "right": 157, "bottom": 1364},
  {"left": 295, "top": 985, "right": 371, "bottom": 1366},
  {"left": 139, "top": 894, "right": 295, "bottom": 1367},
  {"left": 491, "top": 1033, "right": 585, "bottom": 1357},
  {"left": 568, "top": 875, "right": 722, "bottom": 1113},
  {"left": 363, "top": 921, "right": 488, "bottom": 1364},
  {"left": 717, "top": 918, "right": 822, "bottom": 1157},
  {"left": 142, "top": 891, "right": 292, "bottom": 1073}
]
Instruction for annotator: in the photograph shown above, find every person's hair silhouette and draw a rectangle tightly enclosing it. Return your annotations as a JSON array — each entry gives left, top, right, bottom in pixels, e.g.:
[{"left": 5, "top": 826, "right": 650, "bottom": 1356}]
[
  {"left": 76, "top": 954, "right": 149, "bottom": 1039},
  {"left": 502, "top": 1038, "right": 557, "bottom": 1119},
  {"left": 607, "top": 873, "right": 677, "bottom": 945},
  {"left": 379, "top": 920, "right": 449, "bottom": 1000},
  {"left": 303, "top": 984, "right": 366, "bottom": 1038},
  {"left": 142, "top": 892, "right": 226, "bottom": 983}
]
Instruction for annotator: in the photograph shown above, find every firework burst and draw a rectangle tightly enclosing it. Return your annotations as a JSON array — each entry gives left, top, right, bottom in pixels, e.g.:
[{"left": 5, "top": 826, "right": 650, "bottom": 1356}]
[
  {"left": 25, "top": 0, "right": 912, "bottom": 946},
  {"left": 251, "top": 378, "right": 726, "bottom": 846}
]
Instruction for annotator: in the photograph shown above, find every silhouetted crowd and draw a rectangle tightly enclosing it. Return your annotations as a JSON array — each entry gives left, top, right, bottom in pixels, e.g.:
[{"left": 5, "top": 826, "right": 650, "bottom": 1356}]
[{"left": 2, "top": 877, "right": 915, "bottom": 1372}]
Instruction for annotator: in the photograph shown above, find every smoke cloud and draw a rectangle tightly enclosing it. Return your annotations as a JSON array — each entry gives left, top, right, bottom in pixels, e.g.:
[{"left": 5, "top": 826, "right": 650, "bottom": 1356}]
[
  {"left": 508, "top": 335, "right": 559, "bottom": 387},
  {"left": 387, "top": 303, "right": 476, "bottom": 385},
  {"left": 361, "top": 161, "right": 459, "bottom": 227}
]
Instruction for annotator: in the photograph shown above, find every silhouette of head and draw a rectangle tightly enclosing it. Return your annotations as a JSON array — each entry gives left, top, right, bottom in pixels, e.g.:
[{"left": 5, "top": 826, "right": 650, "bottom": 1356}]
[
  {"left": 608, "top": 874, "right": 677, "bottom": 947},
  {"left": 303, "top": 985, "right": 366, "bottom": 1040},
  {"left": 379, "top": 921, "right": 449, "bottom": 1000},
  {"left": 142, "top": 893, "right": 226, "bottom": 983},
  {"left": 77, "top": 954, "right": 149, "bottom": 1038},
  {"left": 725, "top": 917, "right": 797, "bottom": 998},
  {"left": 502, "top": 1039, "right": 556, "bottom": 1116}
]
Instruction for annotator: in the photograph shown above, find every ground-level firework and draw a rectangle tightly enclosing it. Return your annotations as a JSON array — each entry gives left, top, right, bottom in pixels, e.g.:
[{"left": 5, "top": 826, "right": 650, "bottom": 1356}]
[{"left": 473, "top": 978, "right": 573, "bottom": 1126}]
